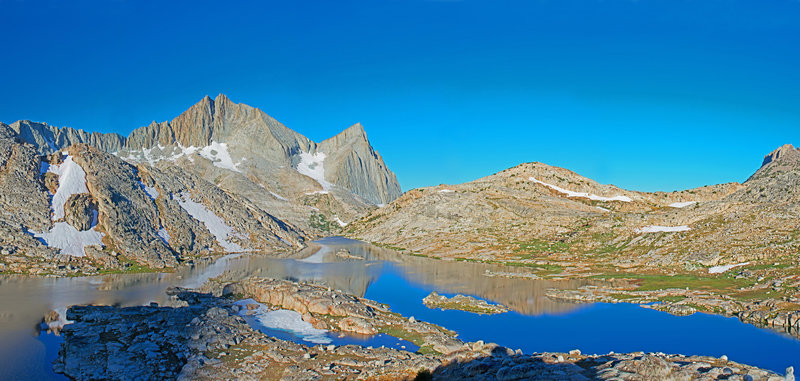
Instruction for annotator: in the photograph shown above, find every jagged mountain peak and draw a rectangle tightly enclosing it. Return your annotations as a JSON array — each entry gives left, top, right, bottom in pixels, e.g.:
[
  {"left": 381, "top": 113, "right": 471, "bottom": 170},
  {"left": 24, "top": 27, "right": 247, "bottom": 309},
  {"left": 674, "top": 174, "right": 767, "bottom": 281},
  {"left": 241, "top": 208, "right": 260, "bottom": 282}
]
[
  {"left": 321, "top": 122, "right": 368, "bottom": 148},
  {"left": 747, "top": 143, "right": 800, "bottom": 183},
  {"left": 7, "top": 95, "right": 401, "bottom": 206},
  {"left": 761, "top": 144, "right": 799, "bottom": 167}
]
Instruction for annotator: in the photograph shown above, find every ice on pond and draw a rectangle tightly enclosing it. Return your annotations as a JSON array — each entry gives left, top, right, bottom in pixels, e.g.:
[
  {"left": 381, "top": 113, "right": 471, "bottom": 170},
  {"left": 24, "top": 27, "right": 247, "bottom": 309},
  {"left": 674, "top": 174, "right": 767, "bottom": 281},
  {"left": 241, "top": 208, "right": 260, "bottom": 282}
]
[{"left": 234, "top": 299, "right": 331, "bottom": 344}]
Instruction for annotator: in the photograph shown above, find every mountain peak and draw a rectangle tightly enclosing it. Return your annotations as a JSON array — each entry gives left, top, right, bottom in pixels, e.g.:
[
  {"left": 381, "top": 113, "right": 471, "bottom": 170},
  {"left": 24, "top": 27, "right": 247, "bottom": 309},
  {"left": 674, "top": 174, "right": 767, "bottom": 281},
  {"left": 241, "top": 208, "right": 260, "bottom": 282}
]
[
  {"left": 761, "top": 144, "right": 799, "bottom": 167},
  {"left": 343, "top": 122, "right": 366, "bottom": 137},
  {"left": 324, "top": 123, "right": 367, "bottom": 144},
  {"left": 747, "top": 143, "right": 800, "bottom": 182}
]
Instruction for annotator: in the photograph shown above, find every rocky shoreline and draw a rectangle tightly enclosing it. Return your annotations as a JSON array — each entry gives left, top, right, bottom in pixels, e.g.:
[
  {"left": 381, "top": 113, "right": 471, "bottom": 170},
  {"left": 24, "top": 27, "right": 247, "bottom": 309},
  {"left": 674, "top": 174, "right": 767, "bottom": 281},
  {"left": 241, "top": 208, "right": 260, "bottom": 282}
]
[
  {"left": 546, "top": 285, "right": 800, "bottom": 340},
  {"left": 55, "top": 277, "right": 794, "bottom": 380},
  {"left": 422, "top": 291, "right": 510, "bottom": 315}
]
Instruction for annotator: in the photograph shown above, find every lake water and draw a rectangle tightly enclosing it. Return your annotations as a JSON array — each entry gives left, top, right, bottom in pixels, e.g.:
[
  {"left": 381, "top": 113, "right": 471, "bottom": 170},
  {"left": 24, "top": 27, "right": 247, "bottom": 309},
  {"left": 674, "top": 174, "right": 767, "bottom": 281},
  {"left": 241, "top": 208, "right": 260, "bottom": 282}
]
[{"left": 1, "top": 236, "right": 798, "bottom": 379}]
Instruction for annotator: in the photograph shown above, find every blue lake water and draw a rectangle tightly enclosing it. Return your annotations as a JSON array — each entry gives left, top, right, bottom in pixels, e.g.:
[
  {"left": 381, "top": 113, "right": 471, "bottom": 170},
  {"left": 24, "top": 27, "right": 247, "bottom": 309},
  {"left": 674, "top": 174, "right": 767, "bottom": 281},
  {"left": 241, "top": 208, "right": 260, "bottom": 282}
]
[
  {"left": 367, "top": 264, "right": 800, "bottom": 373},
  {"left": 1, "top": 236, "right": 798, "bottom": 378}
]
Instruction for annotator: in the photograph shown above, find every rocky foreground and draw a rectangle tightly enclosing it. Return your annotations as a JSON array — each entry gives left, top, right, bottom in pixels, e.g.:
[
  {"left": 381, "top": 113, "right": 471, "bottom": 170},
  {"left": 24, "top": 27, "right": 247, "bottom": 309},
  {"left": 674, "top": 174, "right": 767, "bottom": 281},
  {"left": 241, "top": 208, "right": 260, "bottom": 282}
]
[{"left": 55, "top": 277, "right": 793, "bottom": 380}]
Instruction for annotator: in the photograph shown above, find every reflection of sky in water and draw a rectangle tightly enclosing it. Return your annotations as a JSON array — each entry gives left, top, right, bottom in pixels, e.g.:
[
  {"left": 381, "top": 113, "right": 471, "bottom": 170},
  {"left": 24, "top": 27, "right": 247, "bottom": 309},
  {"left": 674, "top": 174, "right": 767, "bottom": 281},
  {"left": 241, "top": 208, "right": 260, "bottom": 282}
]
[
  {"left": 0, "top": 237, "right": 799, "bottom": 378},
  {"left": 366, "top": 266, "right": 800, "bottom": 373}
]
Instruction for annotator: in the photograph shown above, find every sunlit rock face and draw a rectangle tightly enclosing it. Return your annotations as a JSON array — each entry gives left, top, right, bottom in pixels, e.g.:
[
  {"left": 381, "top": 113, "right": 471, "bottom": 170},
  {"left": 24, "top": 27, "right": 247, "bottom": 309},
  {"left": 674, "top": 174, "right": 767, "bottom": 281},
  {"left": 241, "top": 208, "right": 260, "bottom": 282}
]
[
  {"left": 1, "top": 95, "right": 404, "bottom": 274},
  {"left": 9, "top": 94, "right": 401, "bottom": 208},
  {"left": 349, "top": 143, "right": 800, "bottom": 275}
]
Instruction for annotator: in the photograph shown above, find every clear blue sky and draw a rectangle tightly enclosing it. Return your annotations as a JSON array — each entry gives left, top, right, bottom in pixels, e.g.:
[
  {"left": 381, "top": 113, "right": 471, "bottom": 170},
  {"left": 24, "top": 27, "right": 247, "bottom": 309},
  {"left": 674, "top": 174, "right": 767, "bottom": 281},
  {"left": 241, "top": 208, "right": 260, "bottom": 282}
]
[{"left": 2, "top": 0, "right": 799, "bottom": 192}]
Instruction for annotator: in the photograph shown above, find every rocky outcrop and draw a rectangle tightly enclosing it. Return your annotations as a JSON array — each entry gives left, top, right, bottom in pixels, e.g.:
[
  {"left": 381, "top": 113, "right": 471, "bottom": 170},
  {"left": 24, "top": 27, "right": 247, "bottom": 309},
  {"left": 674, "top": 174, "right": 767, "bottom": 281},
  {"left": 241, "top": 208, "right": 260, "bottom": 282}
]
[
  {"left": 423, "top": 291, "right": 509, "bottom": 315},
  {"left": 0, "top": 123, "right": 59, "bottom": 271},
  {"left": 144, "top": 163, "right": 306, "bottom": 252},
  {"left": 55, "top": 288, "right": 247, "bottom": 380},
  {"left": 55, "top": 281, "right": 788, "bottom": 381},
  {"left": 67, "top": 144, "right": 178, "bottom": 268},
  {"left": 753, "top": 144, "right": 800, "bottom": 177},
  {"left": 63, "top": 193, "right": 97, "bottom": 231},
  {"left": 0, "top": 123, "right": 51, "bottom": 232},
  {"left": 239, "top": 278, "right": 465, "bottom": 354},
  {"left": 732, "top": 143, "right": 800, "bottom": 203}
]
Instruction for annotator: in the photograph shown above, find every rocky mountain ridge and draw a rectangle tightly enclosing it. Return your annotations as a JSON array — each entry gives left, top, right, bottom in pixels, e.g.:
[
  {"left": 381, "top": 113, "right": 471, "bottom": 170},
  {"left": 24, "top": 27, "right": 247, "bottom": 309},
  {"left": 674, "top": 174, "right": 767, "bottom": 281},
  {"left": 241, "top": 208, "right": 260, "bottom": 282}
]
[
  {"left": 0, "top": 95, "right": 402, "bottom": 274},
  {"left": 349, "top": 144, "right": 799, "bottom": 276},
  {"left": 0, "top": 122, "right": 307, "bottom": 274},
  {"left": 8, "top": 94, "right": 401, "bottom": 206}
]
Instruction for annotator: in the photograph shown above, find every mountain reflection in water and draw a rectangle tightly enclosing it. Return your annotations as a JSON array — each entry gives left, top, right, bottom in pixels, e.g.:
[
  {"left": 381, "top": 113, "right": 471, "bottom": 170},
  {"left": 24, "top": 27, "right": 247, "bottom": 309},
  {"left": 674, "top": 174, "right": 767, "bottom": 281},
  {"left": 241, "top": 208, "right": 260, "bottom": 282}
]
[
  {"left": 3, "top": 237, "right": 799, "bottom": 378},
  {"left": 0, "top": 237, "right": 585, "bottom": 379}
]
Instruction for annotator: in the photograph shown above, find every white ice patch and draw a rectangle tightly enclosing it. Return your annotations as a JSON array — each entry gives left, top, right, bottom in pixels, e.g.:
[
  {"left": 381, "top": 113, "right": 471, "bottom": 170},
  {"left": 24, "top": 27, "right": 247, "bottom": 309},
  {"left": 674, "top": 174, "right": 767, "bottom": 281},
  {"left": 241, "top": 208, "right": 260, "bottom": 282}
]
[
  {"left": 596, "top": 206, "right": 610, "bottom": 212},
  {"left": 334, "top": 216, "right": 347, "bottom": 227},
  {"left": 635, "top": 225, "right": 691, "bottom": 233},
  {"left": 709, "top": 262, "right": 750, "bottom": 274},
  {"left": 47, "top": 155, "right": 90, "bottom": 220},
  {"left": 296, "top": 151, "right": 332, "bottom": 191},
  {"left": 269, "top": 191, "right": 288, "bottom": 201},
  {"left": 139, "top": 181, "right": 160, "bottom": 200},
  {"left": 173, "top": 144, "right": 199, "bottom": 163},
  {"left": 122, "top": 144, "right": 200, "bottom": 166},
  {"left": 668, "top": 201, "right": 697, "bottom": 208},
  {"left": 234, "top": 299, "right": 331, "bottom": 344},
  {"left": 157, "top": 227, "right": 171, "bottom": 244},
  {"left": 529, "top": 177, "right": 632, "bottom": 202},
  {"left": 31, "top": 222, "right": 104, "bottom": 257},
  {"left": 198, "top": 141, "right": 241, "bottom": 172},
  {"left": 173, "top": 191, "right": 244, "bottom": 252},
  {"left": 437, "top": 189, "right": 454, "bottom": 193}
]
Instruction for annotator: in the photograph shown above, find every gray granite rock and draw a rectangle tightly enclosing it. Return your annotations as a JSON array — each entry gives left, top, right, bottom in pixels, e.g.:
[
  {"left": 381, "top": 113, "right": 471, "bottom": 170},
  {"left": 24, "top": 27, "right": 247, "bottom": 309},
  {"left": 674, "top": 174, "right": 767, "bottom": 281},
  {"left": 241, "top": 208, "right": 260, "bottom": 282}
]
[{"left": 63, "top": 193, "right": 97, "bottom": 231}]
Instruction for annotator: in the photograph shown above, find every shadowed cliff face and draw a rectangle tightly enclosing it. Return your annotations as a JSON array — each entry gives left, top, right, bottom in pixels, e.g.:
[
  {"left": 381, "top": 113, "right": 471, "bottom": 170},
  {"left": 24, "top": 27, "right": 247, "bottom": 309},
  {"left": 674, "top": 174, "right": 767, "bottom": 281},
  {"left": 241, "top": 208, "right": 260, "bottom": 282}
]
[
  {"left": 735, "top": 144, "right": 800, "bottom": 203},
  {"left": 318, "top": 123, "right": 401, "bottom": 205}
]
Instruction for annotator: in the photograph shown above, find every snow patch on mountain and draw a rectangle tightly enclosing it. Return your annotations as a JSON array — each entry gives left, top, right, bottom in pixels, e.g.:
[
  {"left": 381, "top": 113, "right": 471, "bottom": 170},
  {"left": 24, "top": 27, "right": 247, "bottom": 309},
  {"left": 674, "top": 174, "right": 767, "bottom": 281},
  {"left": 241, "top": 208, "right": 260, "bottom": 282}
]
[
  {"left": 668, "top": 201, "right": 697, "bottom": 208},
  {"left": 635, "top": 225, "right": 691, "bottom": 233},
  {"left": 529, "top": 177, "right": 632, "bottom": 202},
  {"left": 139, "top": 181, "right": 160, "bottom": 200},
  {"left": 123, "top": 142, "right": 244, "bottom": 172},
  {"left": 709, "top": 262, "right": 750, "bottom": 274},
  {"left": 198, "top": 141, "right": 241, "bottom": 172},
  {"left": 174, "top": 191, "right": 244, "bottom": 252},
  {"left": 158, "top": 227, "right": 171, "bottom": 244},
  {"left": 31, "top": 222, "right": 105, "bottom": 257},
  {"left": 47, "top": 155, "right": 90, "bottom": 220},
  {"left": 269, "top": 191, "right": 288, "bottom": 201},
  {"left": 296, "top": 151, "right": 332, "bottom": 191}
]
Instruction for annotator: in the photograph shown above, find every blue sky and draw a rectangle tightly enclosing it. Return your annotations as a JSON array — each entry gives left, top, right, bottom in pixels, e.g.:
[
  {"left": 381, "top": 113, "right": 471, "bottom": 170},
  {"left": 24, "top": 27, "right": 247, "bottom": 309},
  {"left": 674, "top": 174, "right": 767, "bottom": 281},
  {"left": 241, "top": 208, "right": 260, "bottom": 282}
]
[{"left": 2, "top": 0, "right": 799, "bottom": 192}]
